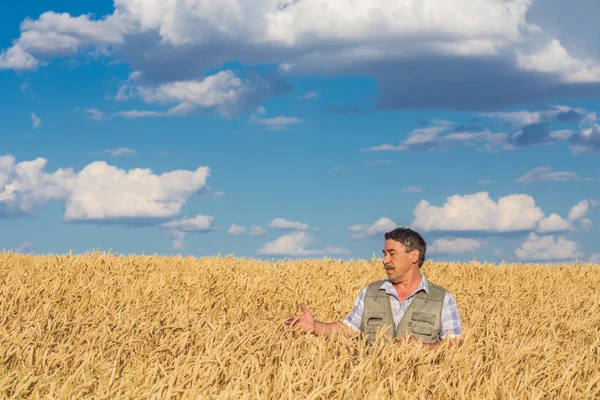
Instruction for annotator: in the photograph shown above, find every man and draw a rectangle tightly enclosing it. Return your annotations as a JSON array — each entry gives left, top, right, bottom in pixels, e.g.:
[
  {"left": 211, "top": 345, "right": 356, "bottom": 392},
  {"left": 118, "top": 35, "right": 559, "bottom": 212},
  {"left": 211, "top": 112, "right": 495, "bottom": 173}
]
[{"left": 284, "top": 227, "right": 463, "bottom": 349}]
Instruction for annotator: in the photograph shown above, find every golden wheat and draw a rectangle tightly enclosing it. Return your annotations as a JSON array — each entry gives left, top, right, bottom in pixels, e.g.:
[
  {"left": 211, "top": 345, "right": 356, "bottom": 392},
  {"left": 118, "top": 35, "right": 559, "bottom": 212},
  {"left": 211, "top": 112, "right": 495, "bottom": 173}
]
[{"left": 0, "top": 251, "right": 598, "bottom": 399}]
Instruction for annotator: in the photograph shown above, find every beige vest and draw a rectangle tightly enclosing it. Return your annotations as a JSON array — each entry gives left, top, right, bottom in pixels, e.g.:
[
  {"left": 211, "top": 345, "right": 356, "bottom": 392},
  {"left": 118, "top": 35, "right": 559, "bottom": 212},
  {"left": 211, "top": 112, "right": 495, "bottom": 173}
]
[{"left": 359, "top": 279, "right": 446, "bottom": 345}]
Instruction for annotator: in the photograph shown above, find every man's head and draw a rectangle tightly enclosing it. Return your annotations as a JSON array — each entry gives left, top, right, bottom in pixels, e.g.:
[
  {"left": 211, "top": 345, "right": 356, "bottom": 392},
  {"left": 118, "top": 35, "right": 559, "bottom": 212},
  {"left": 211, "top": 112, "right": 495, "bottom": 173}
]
[{"left": 381, "top": 227, "right": 427, "bottom": 282}]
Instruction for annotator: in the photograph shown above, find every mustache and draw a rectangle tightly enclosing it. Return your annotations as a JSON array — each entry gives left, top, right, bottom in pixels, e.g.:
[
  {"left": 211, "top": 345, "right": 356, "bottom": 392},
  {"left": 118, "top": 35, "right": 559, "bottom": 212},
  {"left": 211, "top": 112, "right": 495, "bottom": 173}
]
[{"left": 384, "top": 264, "right": 394, "bottom": 270}]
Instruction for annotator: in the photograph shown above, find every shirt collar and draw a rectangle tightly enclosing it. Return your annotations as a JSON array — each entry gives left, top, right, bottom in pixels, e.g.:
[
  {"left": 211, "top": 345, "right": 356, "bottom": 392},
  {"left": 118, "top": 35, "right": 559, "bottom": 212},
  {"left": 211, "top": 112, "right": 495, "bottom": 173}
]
[{"left": 379, "top": 272, "right": 429, "bottom": 296}]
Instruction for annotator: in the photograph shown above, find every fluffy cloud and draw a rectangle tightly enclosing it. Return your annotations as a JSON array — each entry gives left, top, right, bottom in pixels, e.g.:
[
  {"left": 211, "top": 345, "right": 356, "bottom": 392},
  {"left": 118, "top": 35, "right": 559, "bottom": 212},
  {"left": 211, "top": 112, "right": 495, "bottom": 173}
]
[
  {"left": 0, "top": 154, "right": 210, "bottom": 223},
  {"left": 228, "top": 224, "right": 268, "bottom": 236},
  {"left": 514, "top": 233, "right": 582, "bottom": 261},
  {"left": 412, "top": 192, "right": 595, "bottom": 235},
  {"left": 94, "top": 71, "right": 291, "bottom": 119},
  {"left": 0, "top": 155, "right": 69, "bottom": 217},
  {"left": 167, "top": 230, "right": 186, "bottom": 250},
  {"left": 516, "top": 167, "right": 594, "bottom": 182},
  {"left": 160, "top": 215, "right": 214, "bottom": 249},
  {"left": 429, "top": 238, "right": 483, "bottom": 254},
  {"left": 61, "top": 162, "right": 209, "bottom": 222},
  {"left": 537, "top": 213, "right": 572, "bottom": 233},
  {"left": 516, "top": 40, "right": 600, "bottom": 83},
  {"left": 569, "top": 113, "right": 600, "bottom": 154},
  {"left": 348, "top": 217, "right": 397, "bottom": 239},
  {"left": 568, "top": 199, "right": 595, "bottom": 221},
  {"left": 4, "top": 1, "right": 600, "bottom": 110},
  {"left": 269, "top": 218, "right": 313, "bottom": 231},
  {"left": 256, "top": 231, "right": 349, "bottom": 256},
  {"left": 411, "top": 192, "right": 545, "bottom": 233},
  {"left": 228, "top": 224, "right": 247, "bottom": 235},
  {"left": 159, "top": 215, "right": 214, "bottom": 232}
]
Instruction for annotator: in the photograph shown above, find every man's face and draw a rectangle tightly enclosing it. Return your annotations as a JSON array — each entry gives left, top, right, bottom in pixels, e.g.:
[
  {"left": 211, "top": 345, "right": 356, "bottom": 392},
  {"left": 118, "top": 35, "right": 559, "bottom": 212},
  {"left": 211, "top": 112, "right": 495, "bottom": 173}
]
[{"left": 382, "top": 239, "right": 419, "bottom": 283}]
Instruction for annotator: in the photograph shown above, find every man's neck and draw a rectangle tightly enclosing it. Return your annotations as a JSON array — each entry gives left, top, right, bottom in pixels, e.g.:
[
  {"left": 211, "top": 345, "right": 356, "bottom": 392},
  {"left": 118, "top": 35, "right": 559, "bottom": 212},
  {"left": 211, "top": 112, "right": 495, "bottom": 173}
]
[{"left": 391, "top": 268, "right": 422, "bottom": 297}]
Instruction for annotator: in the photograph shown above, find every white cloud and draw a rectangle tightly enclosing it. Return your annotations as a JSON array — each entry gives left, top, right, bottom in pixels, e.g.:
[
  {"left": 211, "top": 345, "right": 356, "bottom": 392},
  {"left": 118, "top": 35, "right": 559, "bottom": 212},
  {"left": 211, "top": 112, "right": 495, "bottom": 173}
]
[
  {"left": 132, "top": 70, "right": 288, "bottom": 118},
  {"left": 228, "top": 224, "right": 267, "bottom": 236},
  {"left": 256, "top": 231, "right": 349, "bottom": 256},
  {"left": 568, "top": 199, "right": 594, "bottom": 221},
  {"left": 0, "top": 45, "right": 39, "bottom": 70},
  {"left": 569, "top": 117, "right": 600, "bottom": 155},
  {"left": 514, "top": 233, "right": 582, "bottom": 261},
  {"left": 411, "top": 192, "right": 595, "bottom": 235},
  {"left": 250, "top": 225, "right": 267, "bottom": 236},
  {"left": 31, "top": 113, "right": 41, "bottom": 129},
  {"left": 580, "top": 219, "right": 593, "bottom": 230},
  {"left": 84, "top": 108, "right": 105, "bottom": 120},
  {"left": 411, "top": 192, "right": 545, "bottom": 233},
  {"left": 590, "top": 254, "right": 600, "bottom": 263},
  {"left": 61, "top": 162, "right": 209, "bottom": 221},
  {"left": 94, "top": 147, "right": 138, "bottom": 157},
  {"left": 269, "top": 218, "right": 311, "bottom": 231},
  {"left": 160, "top": 215, "right": 214, "bottom": 232},
  {"left": 516, "top": 39, "right": 600, "bottom": 83},
  {"left": 361, "top": 124, "right": 508, "bottom": 153},
  {"left": 3, "top": 0, "right": 600, "bottom": 115},
  {"left": 167, "top": 230, "right": 186, "bottom": 250},
  {"left": 115, "top": 85, "right": 129, "bottom": 101},
  {"left": 0, "top": 11, "right": 132, "bottom": 70},
  {"left": 252, "top": 116, "right": 303, "bottom": 129},
  {"left": 429, "top": 238, "right": 483, "bottom": 254},
  {"left": 537, "top": 213, "right": 572, "bottom": 233},
  {"left": 348, "top": 217, "right": 397, "bottom": 239},
  {"left": 0, "top": 155, "right": 69, "bottom": 217},
  {"left": 365, "top": 160, "right": 391, "bottom": 166},
  {"left": 516, "top": 167, "right": 594, "bottom": 182},
  {"left": 0, "top": 154, "right": 210, "bottom": 223},
  {"left": 482, "top": 105, "right": 584, "bottom": 127},
  {"left": 401, "top": 186, "right": 421, "bottom": 193},
  {"left": 478, "top": 180, "right": 493, "bottom": 184},
  {"left": 482, "top": 110, "right": 543, "bottom": 127},
  {"left": 228, "top": 224, "right": 248, "bottom": 235},
  {"left": 550, "top": 130, "right": 574, "bottom": 140}
]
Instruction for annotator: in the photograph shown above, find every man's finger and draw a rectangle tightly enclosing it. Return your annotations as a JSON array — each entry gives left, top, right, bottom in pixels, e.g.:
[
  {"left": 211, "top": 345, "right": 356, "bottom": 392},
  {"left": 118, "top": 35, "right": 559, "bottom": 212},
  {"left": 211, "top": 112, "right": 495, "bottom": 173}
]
[{"left": 300, "top": 302, "right": 310, "bottom": 314}]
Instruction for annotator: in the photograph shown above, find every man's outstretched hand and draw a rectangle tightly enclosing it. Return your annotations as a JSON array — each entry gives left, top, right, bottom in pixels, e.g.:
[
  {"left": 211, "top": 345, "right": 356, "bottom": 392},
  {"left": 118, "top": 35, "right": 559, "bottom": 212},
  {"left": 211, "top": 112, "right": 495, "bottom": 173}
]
[{"left": 284, "top": 303, "right": 315, "bottom": 333}]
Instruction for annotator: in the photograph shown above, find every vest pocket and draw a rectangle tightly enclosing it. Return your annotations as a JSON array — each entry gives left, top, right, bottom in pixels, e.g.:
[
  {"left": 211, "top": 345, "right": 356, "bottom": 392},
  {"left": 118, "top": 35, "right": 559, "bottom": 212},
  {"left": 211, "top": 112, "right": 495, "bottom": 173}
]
[
  {"left": 408, "top": 321, "right": 434, "bottom": 336},
  {"left": 411, "top": 311, "right": 436, "bottom": 324}
]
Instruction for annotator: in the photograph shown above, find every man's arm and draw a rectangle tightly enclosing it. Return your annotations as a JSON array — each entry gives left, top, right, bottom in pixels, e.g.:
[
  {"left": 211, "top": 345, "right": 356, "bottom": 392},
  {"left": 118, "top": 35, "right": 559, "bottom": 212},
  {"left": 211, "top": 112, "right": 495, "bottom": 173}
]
[
  {"left": 285, "top": 287, "right": 366, "bottom": 339},
  {"left": 284, "top": 303, "right": 360, "bottom": 338},
  {"left": 313, "top": 320, "right": 360, "bottom": 338}
]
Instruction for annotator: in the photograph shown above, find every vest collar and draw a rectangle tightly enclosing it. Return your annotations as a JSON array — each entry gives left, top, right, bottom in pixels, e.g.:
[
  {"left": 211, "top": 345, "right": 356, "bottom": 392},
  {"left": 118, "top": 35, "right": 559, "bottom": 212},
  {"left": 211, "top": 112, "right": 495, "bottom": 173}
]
[{"left": 379, "top": 272, "right": 429, "bottom": 297}]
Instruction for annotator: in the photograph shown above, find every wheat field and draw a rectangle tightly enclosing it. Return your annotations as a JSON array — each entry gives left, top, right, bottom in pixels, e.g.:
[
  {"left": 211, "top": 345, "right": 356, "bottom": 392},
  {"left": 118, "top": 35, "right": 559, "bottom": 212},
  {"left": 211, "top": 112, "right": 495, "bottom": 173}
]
[{"left": 0, "top": 251, "right": 599, "bottom": 399}]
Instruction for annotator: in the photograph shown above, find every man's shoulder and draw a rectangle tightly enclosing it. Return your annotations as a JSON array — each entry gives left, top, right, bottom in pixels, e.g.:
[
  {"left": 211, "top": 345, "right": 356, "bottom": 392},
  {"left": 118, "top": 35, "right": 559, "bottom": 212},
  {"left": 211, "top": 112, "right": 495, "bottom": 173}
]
[
  {"left": 363, "top": 279, "right": 388, "bottom": 295},
  {"left": 423, "top": 278, "right": 450, "bottom": 302}
]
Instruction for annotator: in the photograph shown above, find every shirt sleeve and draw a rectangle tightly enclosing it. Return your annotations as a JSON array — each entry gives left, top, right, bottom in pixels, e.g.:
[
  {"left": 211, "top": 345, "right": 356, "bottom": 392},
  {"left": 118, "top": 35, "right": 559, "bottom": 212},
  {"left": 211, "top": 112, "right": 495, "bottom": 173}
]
[
  {"left": 439, "top": 291, "right": 463, "bottom": 339},
  {"left": 342, "top": 287, "right": 367, "bottom": 333}
]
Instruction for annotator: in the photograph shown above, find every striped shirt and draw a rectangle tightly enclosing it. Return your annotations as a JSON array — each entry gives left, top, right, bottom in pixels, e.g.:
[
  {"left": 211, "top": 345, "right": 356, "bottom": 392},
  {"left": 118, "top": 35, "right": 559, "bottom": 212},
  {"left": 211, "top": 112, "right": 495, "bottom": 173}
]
[{"left": 343, "top": 273, "right": 463, "bottom": 339}]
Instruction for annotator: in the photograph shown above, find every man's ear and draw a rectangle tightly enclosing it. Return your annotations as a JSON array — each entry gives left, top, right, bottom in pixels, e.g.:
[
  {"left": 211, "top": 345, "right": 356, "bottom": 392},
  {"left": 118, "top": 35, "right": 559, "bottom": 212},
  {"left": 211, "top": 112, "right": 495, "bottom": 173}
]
[{"left": 411, "top": 249, "right": 419, "bottom": 263}]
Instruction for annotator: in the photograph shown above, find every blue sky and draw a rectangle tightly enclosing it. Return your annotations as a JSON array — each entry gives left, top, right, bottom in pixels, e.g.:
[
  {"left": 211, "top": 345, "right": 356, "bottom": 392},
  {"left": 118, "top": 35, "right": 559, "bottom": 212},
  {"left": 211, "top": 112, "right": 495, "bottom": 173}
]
[{"left": 1, "top": 0, "right": 599, "bottom": 263}]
